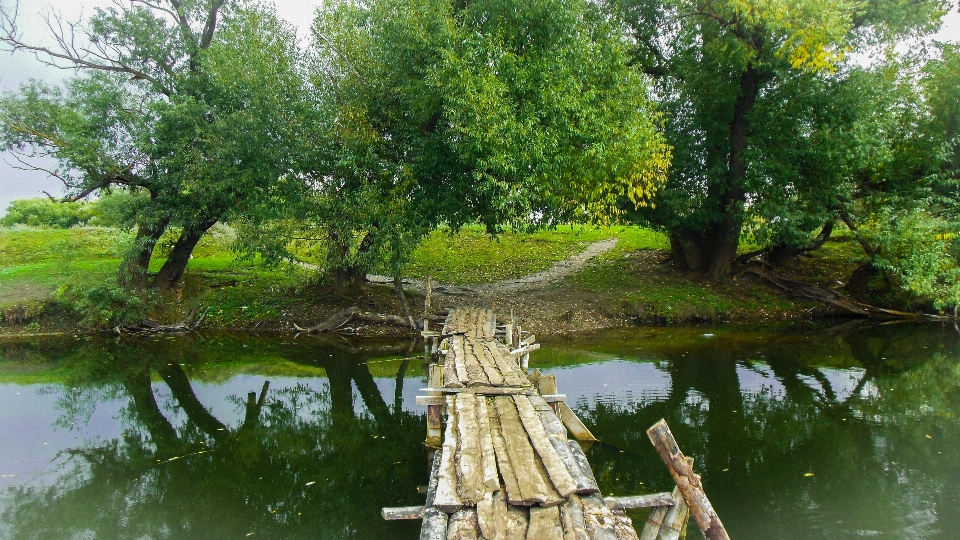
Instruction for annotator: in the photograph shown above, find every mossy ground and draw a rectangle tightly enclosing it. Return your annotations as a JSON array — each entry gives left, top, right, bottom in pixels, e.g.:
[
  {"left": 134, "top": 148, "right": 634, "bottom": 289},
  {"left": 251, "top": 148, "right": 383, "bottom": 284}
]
[{"left": 0, "top": 224, "right": 864, "bottom": 336}]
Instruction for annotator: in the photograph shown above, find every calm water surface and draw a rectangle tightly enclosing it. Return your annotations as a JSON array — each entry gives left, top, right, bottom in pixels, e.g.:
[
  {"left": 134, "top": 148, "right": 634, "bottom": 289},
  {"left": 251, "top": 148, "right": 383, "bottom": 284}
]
[{"left": 1, "top": 322, "right": 958, "bottom": 539}]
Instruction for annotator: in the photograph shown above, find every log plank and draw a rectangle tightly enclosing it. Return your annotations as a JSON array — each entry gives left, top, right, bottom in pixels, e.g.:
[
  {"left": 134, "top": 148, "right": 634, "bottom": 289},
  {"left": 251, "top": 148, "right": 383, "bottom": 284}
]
[
  {"left": 528, "top": 506, "right": 565, "bottom": 540},
  {"left": 514, "top": 395, "right": 578, "bottom": 498},
  {"left": 433, "top": 396, "right": 463, "bottom": 513},
  {"left": 493, "top": 397, "right": 549, "bottom": 505},
  {"left": 454, "top": 393, "right": 484, "bottom": 504},
  {"left": 646, "top": 420, "right": 729, "bottom": 540}
]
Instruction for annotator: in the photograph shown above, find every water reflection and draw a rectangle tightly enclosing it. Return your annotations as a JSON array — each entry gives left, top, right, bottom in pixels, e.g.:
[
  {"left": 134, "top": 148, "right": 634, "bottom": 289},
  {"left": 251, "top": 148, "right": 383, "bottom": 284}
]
[
  {"left": 0, "top": 334, "right": 428, "bottom": 540},
  {"left": 541, "top": 322, "right": 960, "bottom": 539},
  {"left": 1, "top": 323, "right": 959, "bottom": 539}
]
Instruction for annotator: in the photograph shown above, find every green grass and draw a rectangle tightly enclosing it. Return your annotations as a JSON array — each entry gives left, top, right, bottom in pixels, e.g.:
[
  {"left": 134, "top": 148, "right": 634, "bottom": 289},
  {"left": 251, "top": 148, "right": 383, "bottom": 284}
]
[{"left": 404, "top": 224, "right": 618, "bottom": 283}]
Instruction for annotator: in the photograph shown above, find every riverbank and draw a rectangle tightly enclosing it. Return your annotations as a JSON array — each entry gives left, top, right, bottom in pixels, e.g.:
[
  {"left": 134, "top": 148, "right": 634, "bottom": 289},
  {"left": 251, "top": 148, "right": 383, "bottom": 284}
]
[{"left": 0, "top": 224, "right": 860, "bottom": 338}]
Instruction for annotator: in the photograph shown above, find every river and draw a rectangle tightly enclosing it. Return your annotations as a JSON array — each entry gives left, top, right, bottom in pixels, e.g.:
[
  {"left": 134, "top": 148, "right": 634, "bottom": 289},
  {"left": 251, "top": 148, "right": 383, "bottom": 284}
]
[{"left": 1, "top": 321, "right": 958, "bottom": 539}]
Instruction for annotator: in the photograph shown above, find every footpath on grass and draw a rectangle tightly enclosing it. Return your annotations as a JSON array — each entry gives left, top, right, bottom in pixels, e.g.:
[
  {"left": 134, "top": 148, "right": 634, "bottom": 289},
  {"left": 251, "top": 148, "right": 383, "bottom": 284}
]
[{"left": 1, "top": 225, "right": 861, "bottom": 338}]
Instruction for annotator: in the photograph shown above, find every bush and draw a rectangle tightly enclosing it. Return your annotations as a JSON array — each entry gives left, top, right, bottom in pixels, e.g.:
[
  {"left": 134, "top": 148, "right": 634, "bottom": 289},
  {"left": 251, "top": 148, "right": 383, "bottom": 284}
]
[{"left": 0, "top": 198, "right": 94, "bottom": 228}]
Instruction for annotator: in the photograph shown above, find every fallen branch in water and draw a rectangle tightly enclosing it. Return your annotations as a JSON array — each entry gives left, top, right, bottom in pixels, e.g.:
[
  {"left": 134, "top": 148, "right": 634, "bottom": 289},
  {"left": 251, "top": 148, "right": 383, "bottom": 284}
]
[
  {"left": 294, "top": 307, "right": 449, "bottom": 333},
  {"left": 116, "top": 307, "right": 208, "bottom": 334},
  {"left": 742, "top": 268, "right": 954, "bottom": 320}
]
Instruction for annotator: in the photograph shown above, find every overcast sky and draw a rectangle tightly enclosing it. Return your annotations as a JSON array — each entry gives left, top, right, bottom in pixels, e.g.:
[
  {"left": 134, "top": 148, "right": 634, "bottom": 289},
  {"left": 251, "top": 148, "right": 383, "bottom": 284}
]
[{"left": 1, "top": 0, "right": 958, "bottom": 215}]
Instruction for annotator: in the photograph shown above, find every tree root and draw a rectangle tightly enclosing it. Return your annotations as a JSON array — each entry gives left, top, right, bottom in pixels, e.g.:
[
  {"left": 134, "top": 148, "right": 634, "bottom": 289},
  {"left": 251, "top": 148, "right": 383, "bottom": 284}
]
[
  {"left": 116, "top": 306, "right": 209, "bottom": 334},
  {"left": 293, "top": 307, "right": 449, "bottom": 333}
]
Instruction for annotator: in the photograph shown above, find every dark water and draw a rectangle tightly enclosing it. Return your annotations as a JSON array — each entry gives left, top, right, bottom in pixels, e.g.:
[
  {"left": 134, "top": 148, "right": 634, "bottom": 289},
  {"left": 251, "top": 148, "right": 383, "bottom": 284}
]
[{"left": 1, "top": 322, "right": 958, "bottom": 539}]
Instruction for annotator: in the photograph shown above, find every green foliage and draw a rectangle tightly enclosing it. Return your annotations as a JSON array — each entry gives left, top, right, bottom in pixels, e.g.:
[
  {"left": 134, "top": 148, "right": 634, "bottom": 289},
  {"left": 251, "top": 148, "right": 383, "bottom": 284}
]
[
  {"left": 0, "top": 198, "right": 95, "bottom": 228},
  {"left": 57, "top": 280, "right": 156, "bottom": 329},
  {"left": 305, "top": 0, "right": 671, "bottom": 280},
  {"left": 614, "top": 0, "right": 948, "bottom": 276}
]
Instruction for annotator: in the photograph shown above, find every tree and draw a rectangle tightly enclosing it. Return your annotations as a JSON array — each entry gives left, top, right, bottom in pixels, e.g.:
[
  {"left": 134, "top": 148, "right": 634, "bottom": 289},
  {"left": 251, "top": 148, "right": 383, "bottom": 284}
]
[
  {"left": 304, "top": 0, "right": 671, "bottom": 287},
  {"left": 0, "top": 1, "right": 316, "bottom": 291},
  {"left": 612, "top": 0, "right": 948, "bottom": 279}
]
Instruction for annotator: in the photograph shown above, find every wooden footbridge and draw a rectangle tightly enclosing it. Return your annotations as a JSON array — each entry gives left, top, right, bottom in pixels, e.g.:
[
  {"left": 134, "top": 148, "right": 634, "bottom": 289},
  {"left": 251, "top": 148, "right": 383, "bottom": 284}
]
[{"left": 383, "top": 307, "right": 729, "bottom": 540}]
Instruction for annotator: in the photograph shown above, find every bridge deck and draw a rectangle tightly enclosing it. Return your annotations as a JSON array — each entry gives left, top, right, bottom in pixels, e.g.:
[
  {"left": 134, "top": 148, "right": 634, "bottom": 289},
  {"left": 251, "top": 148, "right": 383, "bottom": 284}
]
[{"left": 420, "top": 307, "right": 640, "bottom": 540}]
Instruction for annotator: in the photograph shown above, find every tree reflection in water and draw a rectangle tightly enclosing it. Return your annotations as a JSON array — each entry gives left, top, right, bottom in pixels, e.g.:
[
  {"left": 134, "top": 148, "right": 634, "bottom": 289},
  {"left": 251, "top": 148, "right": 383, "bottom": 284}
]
[
  {"left": 549, "top": 322, "right": 960, "bottom": 539},
  {"left": 0, "top": 334, "right": 427, "bottom": 540},
  {"left": 2, "top": 323, "right": 959, "bottom": 539}
]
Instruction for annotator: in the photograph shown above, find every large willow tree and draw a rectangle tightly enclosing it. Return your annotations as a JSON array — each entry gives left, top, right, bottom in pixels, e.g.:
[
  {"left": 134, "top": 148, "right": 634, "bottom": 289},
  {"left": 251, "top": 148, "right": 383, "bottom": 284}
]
[
  {"left": 0, "top": 1, "right": 315, "bottom": 292},
  {"left": 308, "top": 0, "right": 672, "bottom": 285},
  {"left": 612, "top": 0, "right": 949, "bottom": 279}
]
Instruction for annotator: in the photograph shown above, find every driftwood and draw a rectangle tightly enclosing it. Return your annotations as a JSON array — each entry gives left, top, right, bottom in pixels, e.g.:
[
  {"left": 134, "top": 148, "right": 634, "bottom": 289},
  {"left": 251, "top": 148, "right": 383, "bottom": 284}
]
[
  {"left": 115, "top": 307, "right": 208, "bottom": 334},
  {"left": 647, "top": 420, "right": 729, "bottom": 540},
  {"left": 294, "top": 306, "right": 448, "bottom": 333},
  {"left": 744, "top": 268, "right": 953, "bottom": 320}
]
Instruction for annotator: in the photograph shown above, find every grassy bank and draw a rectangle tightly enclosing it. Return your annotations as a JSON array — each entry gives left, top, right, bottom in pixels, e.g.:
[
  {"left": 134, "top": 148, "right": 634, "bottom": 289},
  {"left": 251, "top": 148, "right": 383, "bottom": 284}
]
[{"left": 0, "top": 223, "right": 860, "bottom": 335}]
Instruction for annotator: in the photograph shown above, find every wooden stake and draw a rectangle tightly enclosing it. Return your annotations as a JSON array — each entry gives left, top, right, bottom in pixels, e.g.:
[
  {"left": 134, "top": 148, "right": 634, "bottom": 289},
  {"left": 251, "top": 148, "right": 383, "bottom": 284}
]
[
  {"left": 558, "top": 402, "right": 598, "bottom": 442},
  {"left": 646, "top": 420, "right": 729, "bottom": 540}
]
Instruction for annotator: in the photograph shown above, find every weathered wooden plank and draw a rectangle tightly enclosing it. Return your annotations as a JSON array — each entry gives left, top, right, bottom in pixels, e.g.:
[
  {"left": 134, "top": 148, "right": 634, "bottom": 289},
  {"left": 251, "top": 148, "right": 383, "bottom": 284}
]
[
  {"left": 564, "top": 439, "right": 600, "bottom": 494},
  {"left": 383, "top": 506, "right": 424, "bottom": 520},
  {"left": 580, "top": 493, "right": 619, "bottom": 540},
  {"left": 433, "top": 396, "right": 463, "bottom": 513},
  {"left": 478, "top": 490, "right": 507, "bottom": 540},
  {"left": 474, "top": 340, "right": 506, "bottom": 387},
  {"left": 547, "top": 437, "right": 600, "bottom": 495},
  {"left": 605, "top": 493, "right": 676, "bottom": 510},
  {"left": 427, "top": 363, "right": 444, "bottom": 447},
  {"left": 422, "top": 447, "right": 449, "bottom": 540},
  {"left": 612, "top": 510, "right": 641, "bottom": 540},
  {"left": 528, "top": 506, "right": 565, "bottom": 540},
  {"left": 488, "top": 403, "right": 523, "bottom": 504},
  {"left": 641, "top": 484, "right": 689, "bottom": 540},
  {"left": 493, "top": 396, "right": 549, "bottom": 505},
  {"left": 443, "top": 348, "right": 461, "bottom": 389},
  {"left": 475, "top": 397, "right": 499, "bottom": 492},
  {"left": 532, "top": 449, "right": 566, "bottom": 507},
  {"left": 639, "top": 506, "right": 668, "bottom": 540},
  {"left": 538, "top": 374, "right": 558, "bottom": 396},
  {"left": 421, "top": 509, "right": 448, "bottom": 540},
  {"left": 558, "top": 401, "right": 598, "bottom": 442},
  {"left": 463, "top": 339, "right": 490, "bottom": 386},
  {"left": 528, "top": 393, "right": 566, "bottom": 438},
  {"left": 447, "top": 508, "right": 481, "bottom": 540},
  {"left": 455, "top": 393, "right": 484, "bottom": 504},
  {"left": 514, "top": 395, "right": 578, "bottom": 498},
  {"left": 505, "top": 506, "right": 530, "bottom": 540},
  {"left": 420, "top": 386, "right": 526, "bottom": 395},
  {"left": 560, "top": 495, "right": 590, "bottom": 540},
  {"left": 452, "top": 336, "right": 471, "bottom": 387},
  {"left": 647, "top": 420, "right": 729, "bottom": 540},
  {"left": 488, "top": 342, "right": 528, "bottom": 387}
]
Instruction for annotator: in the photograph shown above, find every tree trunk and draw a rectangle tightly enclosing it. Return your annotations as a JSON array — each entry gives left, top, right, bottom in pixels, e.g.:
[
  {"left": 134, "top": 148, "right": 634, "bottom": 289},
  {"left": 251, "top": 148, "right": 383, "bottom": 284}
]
[
  {"left": 670, "top": 64, "right": 760, "bottom": 280},
  {"left": 151, "top": 219, "right": 217, "bottom": 292},
  {"left": 121, "top": 216, "right": 169, "bottom": 290},
  {"left": 327, "top": 228, "right": 377, "bottom": 289}
]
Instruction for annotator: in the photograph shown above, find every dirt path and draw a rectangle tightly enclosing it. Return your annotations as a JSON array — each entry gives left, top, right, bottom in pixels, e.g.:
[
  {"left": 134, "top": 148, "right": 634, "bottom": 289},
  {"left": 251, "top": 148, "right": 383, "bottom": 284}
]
[{"left": 367, "top": 237, "right": 618, "bottom": 295}]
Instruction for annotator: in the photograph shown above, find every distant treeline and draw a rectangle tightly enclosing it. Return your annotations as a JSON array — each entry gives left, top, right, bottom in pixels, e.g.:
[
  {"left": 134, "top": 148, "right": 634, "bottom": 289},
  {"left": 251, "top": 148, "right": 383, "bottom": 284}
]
[{"left": 1, "top": 193, "right": 141, "bottom": 229}]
